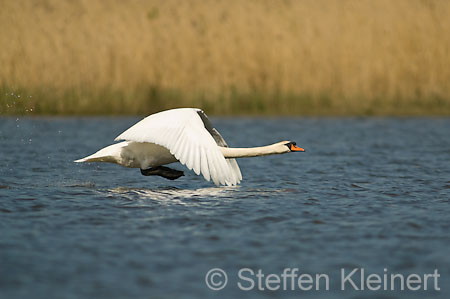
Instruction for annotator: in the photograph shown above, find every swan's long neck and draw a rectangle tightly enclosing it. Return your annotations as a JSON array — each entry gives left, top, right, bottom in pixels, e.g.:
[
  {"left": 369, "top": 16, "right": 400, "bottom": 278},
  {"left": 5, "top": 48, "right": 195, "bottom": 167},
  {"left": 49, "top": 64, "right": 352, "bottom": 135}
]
[{"left": 220, "top": 142, "right": 287, "bottom": 158}]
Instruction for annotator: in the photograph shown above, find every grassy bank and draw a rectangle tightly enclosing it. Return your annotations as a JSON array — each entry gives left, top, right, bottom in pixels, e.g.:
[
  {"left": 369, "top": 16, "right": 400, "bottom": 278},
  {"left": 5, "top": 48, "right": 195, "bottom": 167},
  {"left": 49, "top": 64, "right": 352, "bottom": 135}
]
[
  {"left": 2, "top": 85, "right": 448, "bottom": 116},
  {"left": 1, "top": 0, "right": 450, "bottom": 115}
]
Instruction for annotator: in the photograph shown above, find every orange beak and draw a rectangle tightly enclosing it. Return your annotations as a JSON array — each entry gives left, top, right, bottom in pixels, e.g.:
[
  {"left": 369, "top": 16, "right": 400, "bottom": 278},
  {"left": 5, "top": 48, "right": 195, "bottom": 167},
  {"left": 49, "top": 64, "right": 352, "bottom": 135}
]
[{"left": 290, "top": 144, "right": 305, "bottom": 152}]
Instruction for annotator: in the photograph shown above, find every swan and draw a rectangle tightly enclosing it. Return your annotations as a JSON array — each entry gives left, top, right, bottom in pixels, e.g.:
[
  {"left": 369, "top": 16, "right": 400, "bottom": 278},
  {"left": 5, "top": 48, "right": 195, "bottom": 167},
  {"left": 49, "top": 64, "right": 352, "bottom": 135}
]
[{"left": 75, "top": 108, "right": 305, "bottom": 186}]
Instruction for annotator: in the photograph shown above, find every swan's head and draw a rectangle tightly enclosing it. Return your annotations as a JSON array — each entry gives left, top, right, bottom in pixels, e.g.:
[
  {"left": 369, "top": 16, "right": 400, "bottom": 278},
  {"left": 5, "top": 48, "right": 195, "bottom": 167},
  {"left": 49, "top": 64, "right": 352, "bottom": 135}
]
[{"left": 283, "top": 141, "right": 305, "bottom": 153}]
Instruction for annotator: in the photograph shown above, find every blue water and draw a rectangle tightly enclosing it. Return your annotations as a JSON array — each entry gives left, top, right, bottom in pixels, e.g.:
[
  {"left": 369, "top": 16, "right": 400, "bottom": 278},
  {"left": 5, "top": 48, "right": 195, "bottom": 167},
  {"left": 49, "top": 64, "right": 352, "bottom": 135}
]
[{"left": 1, "top": 116, "right": 449, "bottom": 299}]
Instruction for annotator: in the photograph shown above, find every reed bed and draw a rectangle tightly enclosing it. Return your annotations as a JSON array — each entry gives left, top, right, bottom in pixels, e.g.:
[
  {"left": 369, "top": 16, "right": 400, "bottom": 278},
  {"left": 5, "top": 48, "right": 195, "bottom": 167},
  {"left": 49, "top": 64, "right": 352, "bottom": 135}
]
[{"left": 1, "top": 0, "right": 449, "bottom": 115}]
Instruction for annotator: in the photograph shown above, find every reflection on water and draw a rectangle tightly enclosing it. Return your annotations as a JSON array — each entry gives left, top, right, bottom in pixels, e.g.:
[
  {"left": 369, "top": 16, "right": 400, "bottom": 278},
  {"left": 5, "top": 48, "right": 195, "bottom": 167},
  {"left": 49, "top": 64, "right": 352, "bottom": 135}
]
[
  {"left": 1, "top": 117, "right": 449, "bottom": 299},
  {"left": 107, "top": 186, "right": 295, "bottom": 201},
  {"left": 107, "top": 186, "right": 238, "bottom": 204}
]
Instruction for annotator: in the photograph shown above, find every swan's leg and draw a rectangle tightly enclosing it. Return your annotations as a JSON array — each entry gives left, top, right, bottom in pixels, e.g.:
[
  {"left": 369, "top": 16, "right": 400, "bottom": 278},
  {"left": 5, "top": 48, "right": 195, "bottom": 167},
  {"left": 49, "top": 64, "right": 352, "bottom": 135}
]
[{"left": 140, "top": 166, "right": 184, "bottom": 180}]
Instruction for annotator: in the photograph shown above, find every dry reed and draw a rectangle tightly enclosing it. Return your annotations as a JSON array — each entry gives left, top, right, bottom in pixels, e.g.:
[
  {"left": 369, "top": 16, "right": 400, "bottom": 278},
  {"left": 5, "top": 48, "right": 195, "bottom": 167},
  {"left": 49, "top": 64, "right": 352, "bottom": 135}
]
[{"left": 1, "top": 0, "right": 450, "bottom": 115}]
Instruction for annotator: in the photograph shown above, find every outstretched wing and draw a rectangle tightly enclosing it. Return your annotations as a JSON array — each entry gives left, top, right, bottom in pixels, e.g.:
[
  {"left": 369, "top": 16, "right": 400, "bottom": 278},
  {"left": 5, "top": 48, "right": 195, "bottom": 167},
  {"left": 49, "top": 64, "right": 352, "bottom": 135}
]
[
  {"left": 196, "top": 110, "right": 242, "bottom": 183},
  {"left": 115, "top": 108, "right": 242, "bottom": 186}
]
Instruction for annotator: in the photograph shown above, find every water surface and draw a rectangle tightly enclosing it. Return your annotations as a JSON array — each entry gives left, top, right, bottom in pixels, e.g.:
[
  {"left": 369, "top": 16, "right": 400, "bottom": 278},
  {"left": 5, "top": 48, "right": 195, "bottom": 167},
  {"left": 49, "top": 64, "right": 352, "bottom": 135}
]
[{"left": 1, "top": 117, "right": 449, "bottom": 298}]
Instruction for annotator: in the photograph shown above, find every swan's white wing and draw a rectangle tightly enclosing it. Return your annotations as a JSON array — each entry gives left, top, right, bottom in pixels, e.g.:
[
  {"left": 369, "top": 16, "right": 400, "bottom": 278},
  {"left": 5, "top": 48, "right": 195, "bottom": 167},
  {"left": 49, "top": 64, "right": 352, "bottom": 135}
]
[
  {"left": 196, "top": 110, "right": 242, "bottom": 183},
  {"left": 115, "top": 108, "right": 241, "bottom": 186}
]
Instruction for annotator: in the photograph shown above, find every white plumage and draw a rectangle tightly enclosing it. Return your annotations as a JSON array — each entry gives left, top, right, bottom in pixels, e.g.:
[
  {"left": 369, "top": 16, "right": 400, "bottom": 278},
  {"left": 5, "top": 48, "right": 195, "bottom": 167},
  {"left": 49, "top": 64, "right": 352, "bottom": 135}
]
[
  {"left": 115, "top": 108, "right": 241, "bottom": 185},
  {"left": 75, "top": 108, "right": 304, "bottom": 186}
]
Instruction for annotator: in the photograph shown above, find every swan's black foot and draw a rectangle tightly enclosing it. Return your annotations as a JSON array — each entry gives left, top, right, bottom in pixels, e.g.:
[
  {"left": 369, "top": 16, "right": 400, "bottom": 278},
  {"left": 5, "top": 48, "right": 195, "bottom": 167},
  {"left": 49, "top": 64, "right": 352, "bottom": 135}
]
[{"left": 140, "top": 166, "right": 184, "bottom": 180}]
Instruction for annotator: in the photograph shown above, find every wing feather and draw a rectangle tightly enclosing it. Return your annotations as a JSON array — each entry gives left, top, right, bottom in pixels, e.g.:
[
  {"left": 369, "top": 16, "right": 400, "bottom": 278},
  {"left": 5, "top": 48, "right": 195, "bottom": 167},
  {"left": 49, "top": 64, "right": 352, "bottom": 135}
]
[
  {"left": 178, "top": 135, "right": 190, "bottom": 166},
  {"left": 208, "top": 151, "right": 220, "bottom": 185},
  {"left": 200, "top": 147, "right": 210, "bottom": 181},
  {"left": 115, "top": 108, "right": 241, "bottom": 186},
  {"left": 186, "top": 141, "right": 195, "bottom": 170}
]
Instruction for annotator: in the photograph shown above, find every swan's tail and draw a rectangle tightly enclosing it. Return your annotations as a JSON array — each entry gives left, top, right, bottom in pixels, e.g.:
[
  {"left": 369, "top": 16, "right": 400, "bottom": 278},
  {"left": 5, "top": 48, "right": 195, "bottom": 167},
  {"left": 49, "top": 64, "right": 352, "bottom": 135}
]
[
  {"left": 74, "top": 155, "right": 95, "bottom": 163},
  {"left": 74, "top": 152, "right": 108, "bottom": 163},
  {"left": 74, "top": 142, "right": 128, "bottom": 163}
]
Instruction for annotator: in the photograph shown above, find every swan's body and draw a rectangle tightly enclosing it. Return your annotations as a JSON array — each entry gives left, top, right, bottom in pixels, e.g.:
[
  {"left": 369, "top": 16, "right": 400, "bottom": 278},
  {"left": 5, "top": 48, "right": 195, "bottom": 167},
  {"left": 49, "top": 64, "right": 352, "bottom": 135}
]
[
  {"left": 76, "top": 142, "right": 177, "bottom": 168},
  {"left": 75, "top": 108, "right": 304, "bottom": 186}
]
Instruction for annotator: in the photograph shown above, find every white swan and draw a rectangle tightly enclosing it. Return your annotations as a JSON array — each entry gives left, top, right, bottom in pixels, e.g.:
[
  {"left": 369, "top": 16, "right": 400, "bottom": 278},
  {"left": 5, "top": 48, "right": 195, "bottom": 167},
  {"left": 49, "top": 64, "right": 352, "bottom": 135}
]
[{"left": 75, "top": 108, "right": 305, "bottom": 186}]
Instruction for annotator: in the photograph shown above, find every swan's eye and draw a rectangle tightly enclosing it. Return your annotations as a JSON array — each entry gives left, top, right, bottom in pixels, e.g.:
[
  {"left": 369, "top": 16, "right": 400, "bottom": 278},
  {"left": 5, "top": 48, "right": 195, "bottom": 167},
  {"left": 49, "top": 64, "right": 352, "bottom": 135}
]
[
  {"left": 285, "top": 142, "right": 295, "bottom": 150},
  {"left": 286, "top": 142, "right": 305, "bottom": 152}
]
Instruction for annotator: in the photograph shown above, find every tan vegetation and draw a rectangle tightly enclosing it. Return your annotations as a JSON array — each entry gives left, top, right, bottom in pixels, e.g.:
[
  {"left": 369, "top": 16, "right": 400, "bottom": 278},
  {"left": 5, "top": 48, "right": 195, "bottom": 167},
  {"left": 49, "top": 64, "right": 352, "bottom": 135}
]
[{"left": 1, "top": 0, "right": 450, "bottom": 115}]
